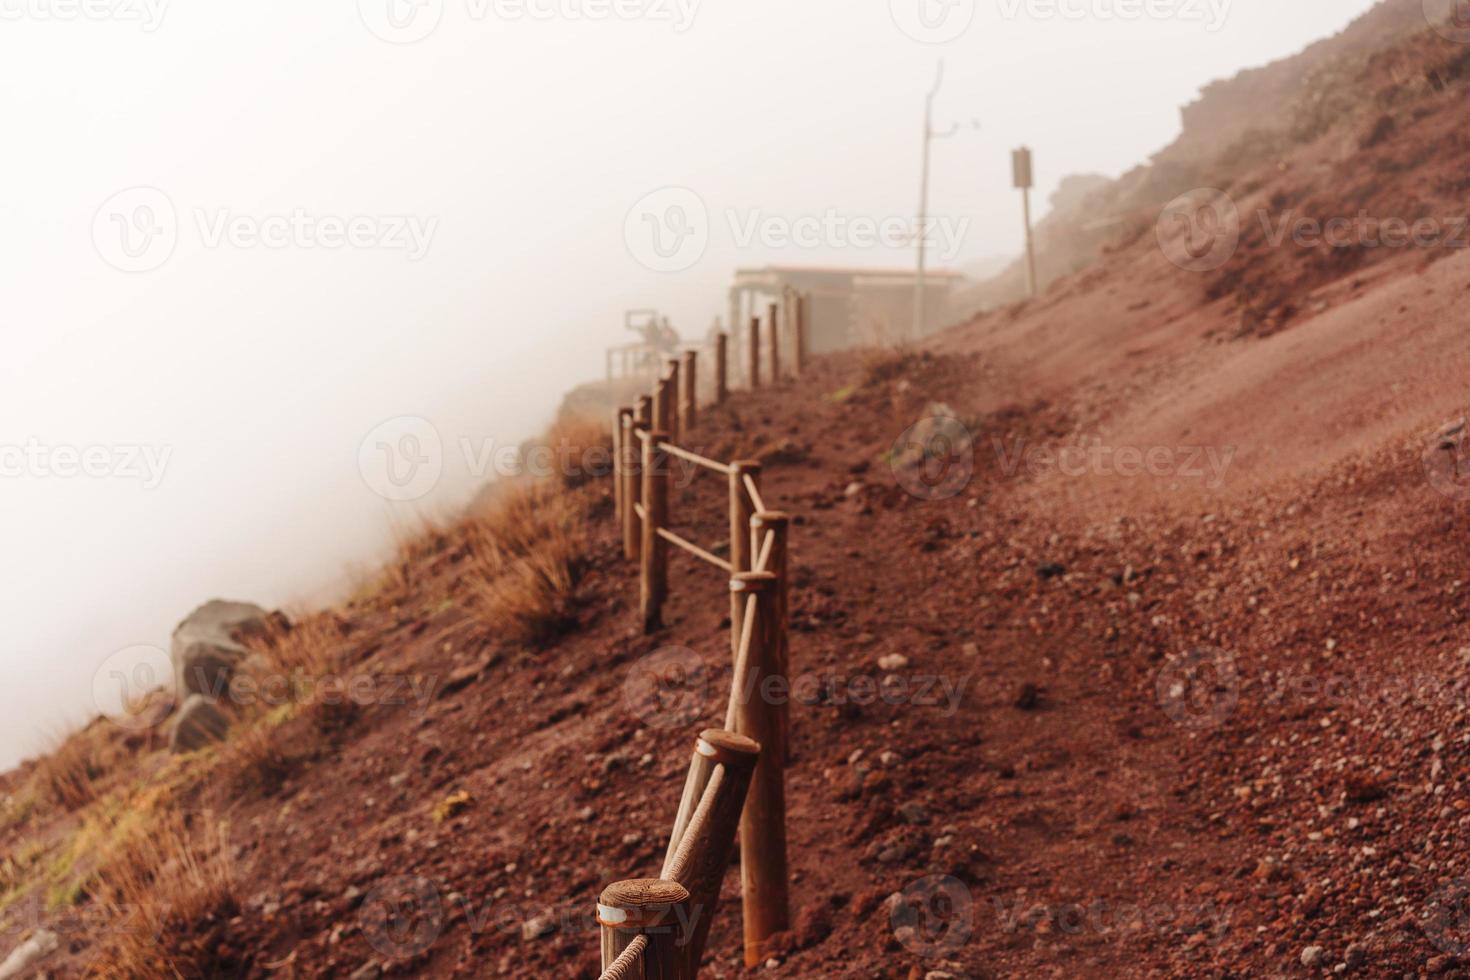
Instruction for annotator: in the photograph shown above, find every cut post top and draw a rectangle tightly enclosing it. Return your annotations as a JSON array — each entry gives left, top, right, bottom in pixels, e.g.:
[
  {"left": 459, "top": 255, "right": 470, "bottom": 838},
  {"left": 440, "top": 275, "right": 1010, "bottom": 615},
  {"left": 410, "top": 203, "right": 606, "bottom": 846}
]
[
  {"left": 730, "top": 570, "right": 778, "bottom": 594},
  {"left": 597, "top": 879, "right": 691, "bottom": 931},
  {"left": 697, "top": 729, "right": 761, "bottom": 768}
]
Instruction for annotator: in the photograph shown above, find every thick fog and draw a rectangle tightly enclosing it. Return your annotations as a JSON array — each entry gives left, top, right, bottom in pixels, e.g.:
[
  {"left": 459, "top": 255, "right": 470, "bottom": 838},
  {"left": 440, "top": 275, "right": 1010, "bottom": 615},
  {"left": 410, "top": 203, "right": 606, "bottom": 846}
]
[{"left": 0, "top": 0, "right": 1379, "bottom": 768}]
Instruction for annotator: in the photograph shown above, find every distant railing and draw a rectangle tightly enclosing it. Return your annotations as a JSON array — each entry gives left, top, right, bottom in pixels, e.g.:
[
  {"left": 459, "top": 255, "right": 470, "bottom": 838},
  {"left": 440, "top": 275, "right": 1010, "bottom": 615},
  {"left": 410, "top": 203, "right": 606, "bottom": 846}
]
[{"left": 598, "top": 288, "right": 809, "bottom": 976}]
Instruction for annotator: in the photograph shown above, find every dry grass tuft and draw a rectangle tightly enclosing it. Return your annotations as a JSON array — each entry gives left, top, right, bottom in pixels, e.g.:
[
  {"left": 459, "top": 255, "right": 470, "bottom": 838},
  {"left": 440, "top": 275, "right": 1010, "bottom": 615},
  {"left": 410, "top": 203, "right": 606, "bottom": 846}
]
[
  {"left": 33, "top": 727, "right": 111, "bottom": 812},
  {"left": 248, "top": 613, "right": 347, "bottom": 681},
  {"left": 462, "top": 478, "right": 587, "bottom": 646},
  {"left": 540, "top": 411, "right": 613, "bottom": 490},
  {"left": 87, "top": 812, "right": 238, "bottom": 979},
  {"left": 221, "top": 718, "right": 292, "bottom": 799}
]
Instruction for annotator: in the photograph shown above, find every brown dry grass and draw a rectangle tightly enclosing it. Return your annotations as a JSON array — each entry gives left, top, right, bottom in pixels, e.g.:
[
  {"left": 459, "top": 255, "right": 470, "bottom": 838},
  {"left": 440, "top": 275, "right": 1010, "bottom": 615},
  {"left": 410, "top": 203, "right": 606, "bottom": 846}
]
[
  {"left": 86, "top": 812, "right": 238, "bottom": 979},
  {"left": 462, "top": 477, "right": 588, "bottom": 646},
  {"left": 32, "top": 725, "right": 117, "bottom": 812},
  {"left": 221, "top": 718, "right": 292, "bottom": 799},
  {"left": 35, "top": 737, "right": 104, "bottom": 811},
  {"left": 251, "top": 613, "right": 347, "bottom": 681},
  {"left": 541, "top": 410, "right": 613, "bottom": 490}
]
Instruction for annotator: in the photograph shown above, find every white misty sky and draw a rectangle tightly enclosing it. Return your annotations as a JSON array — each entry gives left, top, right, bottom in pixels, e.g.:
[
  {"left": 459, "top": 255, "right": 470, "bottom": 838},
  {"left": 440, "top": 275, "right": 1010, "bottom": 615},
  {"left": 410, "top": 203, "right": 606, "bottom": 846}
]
[{"left": 0, "top": 0, "right": 1381, "bottom": 768}]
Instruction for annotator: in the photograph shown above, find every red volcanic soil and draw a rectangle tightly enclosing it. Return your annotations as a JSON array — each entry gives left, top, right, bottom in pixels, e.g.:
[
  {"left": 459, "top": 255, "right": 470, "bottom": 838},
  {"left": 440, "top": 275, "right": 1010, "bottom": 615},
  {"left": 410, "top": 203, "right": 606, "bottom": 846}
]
[{"left": 11, "top": 5, "right": 1470, "bottom": 978}]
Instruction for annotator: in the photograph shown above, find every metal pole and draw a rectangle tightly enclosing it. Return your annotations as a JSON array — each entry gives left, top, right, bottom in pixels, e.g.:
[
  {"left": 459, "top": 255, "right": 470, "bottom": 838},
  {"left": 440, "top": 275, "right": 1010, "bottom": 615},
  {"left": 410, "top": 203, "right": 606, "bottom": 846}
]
[
  {"left": 1023, "top": 185, "right": 1038, "bottom": 299},
  {"left": 914, "top": 61, "right": 943, "bottom": 343}
]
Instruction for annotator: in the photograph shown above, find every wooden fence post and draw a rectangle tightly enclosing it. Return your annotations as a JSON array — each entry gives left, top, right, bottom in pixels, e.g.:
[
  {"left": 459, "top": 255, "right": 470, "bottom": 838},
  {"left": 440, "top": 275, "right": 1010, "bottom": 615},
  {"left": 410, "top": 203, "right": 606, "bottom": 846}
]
[
  {"left": 767, "top": 302, "right": 780, "bottom": 383},
  {"left": 613, "top": 406, "right": 626, "bottom": 520},
  {"left": 661, "top": 730, "right": 760, "bottom": 975},
  {"left": 751, "top": 511, "right": 791, "bottom": 764},
  {"left": 682, "top": 351, "right": 698, "bottom": 432},
  {"left": 598, "top": 879, "right": 691, "bottom": 980},
  {"left": 665, "top": 360, "right": 681, "bottom": 441},
  {"left": 622, "top": 413, "right": 642, "bottom": 562},
  {"left": 794, "top": 293, "right": 808, "bottom": 376},
  {"left": 747, "top": 316, "right": 761, "bottom": 389},
  {"left": 641, "top": 431, "right": 671, "bottom": 633},
  {"left": 728, "top": 571, "right": 789, "bottom": 967},
  {"left": 727, "top": 460, "right": 762, "bottom": 656},
  {"left": 715, "top": 333, "right": 729, "bottom": 404},
  {"left": 653, "top": 378, "right": 669, "bottom": 441}
]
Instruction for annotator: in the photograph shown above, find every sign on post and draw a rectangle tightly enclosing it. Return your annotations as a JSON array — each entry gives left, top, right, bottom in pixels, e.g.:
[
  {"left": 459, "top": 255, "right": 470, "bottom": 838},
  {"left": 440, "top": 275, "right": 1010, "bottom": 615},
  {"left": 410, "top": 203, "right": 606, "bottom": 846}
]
[{"left": 1012, "top": 146, "right": 1033, "bottom": 190}]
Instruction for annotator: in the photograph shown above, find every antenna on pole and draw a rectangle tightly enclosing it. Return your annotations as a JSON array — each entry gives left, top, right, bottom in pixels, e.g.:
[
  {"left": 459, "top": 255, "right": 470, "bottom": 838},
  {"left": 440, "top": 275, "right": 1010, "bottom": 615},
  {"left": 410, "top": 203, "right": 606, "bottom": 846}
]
[{"left": 913, "top": 61, "right": 970, "bottom": 343}]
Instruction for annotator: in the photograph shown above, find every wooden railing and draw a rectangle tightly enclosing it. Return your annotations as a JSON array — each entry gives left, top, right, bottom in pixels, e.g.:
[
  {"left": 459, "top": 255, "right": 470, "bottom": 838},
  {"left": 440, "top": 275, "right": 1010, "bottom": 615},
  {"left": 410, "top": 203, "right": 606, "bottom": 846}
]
[{"left": 597, "top": 289, "right": 809, "bottom": 977}]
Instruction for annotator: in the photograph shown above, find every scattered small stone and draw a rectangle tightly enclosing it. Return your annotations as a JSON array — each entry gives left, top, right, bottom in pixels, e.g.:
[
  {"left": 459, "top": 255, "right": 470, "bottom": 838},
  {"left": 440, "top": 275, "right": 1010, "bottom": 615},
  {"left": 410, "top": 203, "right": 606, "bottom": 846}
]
[
  {"left": 899, "top": 803, "right": 930, "bottom": 826},
  {"left": 878, "top": 653, "right": 910, "bottom": 672},
  {"left": 348, "top": 963, "right": 382, "bottom": 980},
  {"left": 521, "top": 916, "right": 555, "bottom": 941},
  {"left": 1301, "top": 945, "right": 1325, "bottom": 968}
]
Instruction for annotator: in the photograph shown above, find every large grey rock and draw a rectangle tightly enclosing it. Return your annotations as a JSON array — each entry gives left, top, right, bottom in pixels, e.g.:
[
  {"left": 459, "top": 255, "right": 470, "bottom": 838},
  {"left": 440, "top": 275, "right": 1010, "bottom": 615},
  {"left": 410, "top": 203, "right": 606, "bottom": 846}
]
[
  {"left": 169, "top": 694, "right": 231, "bottom": 753},
  {"left": 171, "top": 600, "right": 269, "bottom": 697},
  {"left": 0, "top": 929, "right": 59, "bottom": 979}
]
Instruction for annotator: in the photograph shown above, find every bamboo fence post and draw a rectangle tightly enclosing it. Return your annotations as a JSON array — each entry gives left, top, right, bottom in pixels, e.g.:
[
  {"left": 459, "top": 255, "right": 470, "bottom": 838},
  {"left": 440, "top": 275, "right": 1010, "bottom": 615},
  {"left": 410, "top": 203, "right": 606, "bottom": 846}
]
[
  {"left": 747, "top": 316, "right": 761, "bottom": 389},
  {"left": 681, "top": 351, "right": 698, "bottom": 431},
  {"left": 715, "top": 332, "right": 729, "bottom": 404},
  {"left": 598, "top": 879, "right": 691, "bottom": 980},
  {"left": 728, "top": 571, "right": 790, "bottom": 966},
  {"left": 767, "top": 302, "right": 780, "bottom": 383},
  {"left": 727, "top": 460, "right": 762, "bottom": 656},
  {"left": 641, "top": 431, "right": 671, "bottom": 633},
  {"left": 661, "top": 730, "right": 760, "bottom": 974},
  {"left": 622, "top": 413, "right": 642, "bottom": 562},
  {"left": 751, "top": 511, "right": 791, "bottom": 764}
]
